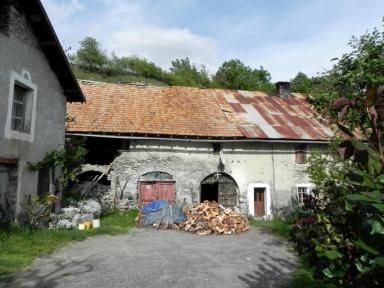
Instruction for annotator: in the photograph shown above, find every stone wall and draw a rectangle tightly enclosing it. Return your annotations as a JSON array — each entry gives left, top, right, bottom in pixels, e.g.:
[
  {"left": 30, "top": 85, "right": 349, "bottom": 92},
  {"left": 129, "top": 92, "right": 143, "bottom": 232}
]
[
  {"left": 8, "top": 2, "right": 39, "bottom": 48},
  {"left": 0, "top": 1, "right": 10, "bottom": 35},
  {"left": 111, "top": 141, "right": 218, "bottom": 206},
  {"left": 106, "top": 139, "right": 327, "bottom": 215}
]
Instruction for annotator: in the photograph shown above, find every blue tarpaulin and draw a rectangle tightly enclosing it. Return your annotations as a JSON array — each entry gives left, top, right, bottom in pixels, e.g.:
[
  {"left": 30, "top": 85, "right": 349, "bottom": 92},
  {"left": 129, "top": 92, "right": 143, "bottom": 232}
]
[
  {"left": 140, "top": 200, "right": 186, "bottom": 225},
  {"left": 142, "top": 200, "right": 169, "bottom": 213}
]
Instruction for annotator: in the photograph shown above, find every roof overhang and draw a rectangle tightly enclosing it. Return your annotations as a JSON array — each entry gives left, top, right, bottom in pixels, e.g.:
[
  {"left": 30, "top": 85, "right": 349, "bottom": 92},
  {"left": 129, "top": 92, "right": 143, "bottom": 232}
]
[
  {"left": 66, "top": 132, "right": 331, "bottom": 144},
  {"left": 17, "top": 0, "right": 85, "bottom": 102}
]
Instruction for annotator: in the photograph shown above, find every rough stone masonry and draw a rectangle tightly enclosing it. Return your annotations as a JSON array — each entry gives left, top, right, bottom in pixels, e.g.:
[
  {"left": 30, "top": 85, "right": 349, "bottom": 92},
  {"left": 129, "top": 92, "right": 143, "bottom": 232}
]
[{"left": 84, "top": 139, "right": 328, "bottom": 216}]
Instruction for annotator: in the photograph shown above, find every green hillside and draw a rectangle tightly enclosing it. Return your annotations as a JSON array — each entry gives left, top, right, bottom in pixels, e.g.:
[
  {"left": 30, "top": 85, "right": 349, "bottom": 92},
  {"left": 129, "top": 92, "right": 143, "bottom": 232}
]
[{"left": 72, "top": 66, "right": 169, "bottom": 86}]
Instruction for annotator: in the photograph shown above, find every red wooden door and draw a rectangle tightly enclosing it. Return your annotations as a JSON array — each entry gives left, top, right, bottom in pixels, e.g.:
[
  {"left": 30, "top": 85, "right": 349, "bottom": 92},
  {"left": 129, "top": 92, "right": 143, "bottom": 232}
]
[
  {"left": 139, "top": 182, "right": 157, "bottom": 203},
  {"left": 254, "top": 188, "right": 265, "bottom": 217},
  {"left": 157, "top": 182, "right": 176, "bottom": 202},
  {"left": 138, "top": 181, "right": 176, "bottom": 204}
]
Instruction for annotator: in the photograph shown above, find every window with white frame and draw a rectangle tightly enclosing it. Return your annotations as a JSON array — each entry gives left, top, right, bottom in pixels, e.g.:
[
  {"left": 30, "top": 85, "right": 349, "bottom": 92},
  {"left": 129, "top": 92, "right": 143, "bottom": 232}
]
[
  {"left": 11, "top": 84, "right": 33, "bottom": 133},
  {"left": 5, "top": 70, "right": 37, "bottom": 142},
  {"left": 297, "top": 185, "right": 311, "bottom": 205}
]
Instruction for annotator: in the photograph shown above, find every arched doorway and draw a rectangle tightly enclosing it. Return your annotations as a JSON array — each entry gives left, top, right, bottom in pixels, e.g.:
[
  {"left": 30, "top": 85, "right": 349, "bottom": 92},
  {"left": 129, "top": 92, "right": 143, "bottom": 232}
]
[
  {"left": 76, "top": 171, "right": 110, "bottom": 185},
  {"left": 200, "top": 173, "right": 238, "bottom": 208},
  {"left": 138, "top": 171, "right": 175, "bottom": 204},
  {"left": 70, "top": 171, "right": 111, "bottom": 200}
]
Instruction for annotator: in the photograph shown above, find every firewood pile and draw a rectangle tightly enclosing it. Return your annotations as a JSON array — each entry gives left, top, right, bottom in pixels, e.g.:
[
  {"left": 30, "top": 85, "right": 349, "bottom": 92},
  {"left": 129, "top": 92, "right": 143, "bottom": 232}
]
[
  {"left": 179, "top": 201, "right": 249, "bottom": 235},
  {"left": 137, "top": 200, "right": 250, "bottom": 235}
]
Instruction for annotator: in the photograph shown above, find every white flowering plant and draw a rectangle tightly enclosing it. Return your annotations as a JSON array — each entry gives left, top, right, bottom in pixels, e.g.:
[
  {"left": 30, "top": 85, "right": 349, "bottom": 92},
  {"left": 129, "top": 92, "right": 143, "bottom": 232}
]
[
  {"left": 55, "top": 219, "right": 74, "bottom": 229},
  {"left": 78, "top": 199, "right": 101, "bottom": 218}
]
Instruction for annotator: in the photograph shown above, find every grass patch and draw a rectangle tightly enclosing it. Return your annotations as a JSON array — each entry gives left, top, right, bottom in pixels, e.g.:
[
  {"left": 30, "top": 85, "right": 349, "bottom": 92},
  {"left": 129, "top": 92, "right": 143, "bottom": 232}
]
[
  {"left": 0, "top": 209, "right": 138, "bottom": 277},
  {"left": 250, "top": 217, "right": 290, "bottom": 240},
  {"left": 250, "top": 218, "right": 330, "bottom": 288}
]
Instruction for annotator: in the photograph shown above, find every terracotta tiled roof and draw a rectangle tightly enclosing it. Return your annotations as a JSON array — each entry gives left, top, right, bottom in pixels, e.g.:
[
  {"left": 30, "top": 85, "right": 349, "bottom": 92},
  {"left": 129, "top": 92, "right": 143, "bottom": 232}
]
[
  {"left": 66, "top": 81, "right": 333, "bottom": 141},
  {"left": 66, "top": 81, "right": 241, "bottom": 138}
]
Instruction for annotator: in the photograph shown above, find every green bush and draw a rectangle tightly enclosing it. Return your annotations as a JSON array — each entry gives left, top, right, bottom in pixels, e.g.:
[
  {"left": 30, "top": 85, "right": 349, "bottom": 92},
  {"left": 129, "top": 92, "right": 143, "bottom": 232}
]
[
  {"left": 22, "top": 194, "right": 58, "bottom": 229},
  {"left": 288, "top": 21, "right": 384, "bottom": 287}
]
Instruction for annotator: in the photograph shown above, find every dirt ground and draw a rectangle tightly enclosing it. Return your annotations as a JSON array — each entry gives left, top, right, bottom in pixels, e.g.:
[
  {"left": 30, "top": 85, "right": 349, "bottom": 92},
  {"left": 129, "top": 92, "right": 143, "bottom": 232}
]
[{"left": 2, "top": 227, "right": 297, "bottom": 288}]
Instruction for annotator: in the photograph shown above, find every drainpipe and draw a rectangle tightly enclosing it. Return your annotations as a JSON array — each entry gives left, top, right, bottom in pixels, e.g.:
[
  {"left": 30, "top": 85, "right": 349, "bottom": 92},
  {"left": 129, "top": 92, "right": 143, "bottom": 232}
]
[{"left": 271, "top": 144, "right": 277, "bottom": 216}]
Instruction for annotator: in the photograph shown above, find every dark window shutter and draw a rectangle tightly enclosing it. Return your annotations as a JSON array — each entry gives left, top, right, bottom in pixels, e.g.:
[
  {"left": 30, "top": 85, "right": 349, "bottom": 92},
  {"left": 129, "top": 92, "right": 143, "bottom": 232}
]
[{"left": 295, "top": 144, "right": 307, "bottom": 164}]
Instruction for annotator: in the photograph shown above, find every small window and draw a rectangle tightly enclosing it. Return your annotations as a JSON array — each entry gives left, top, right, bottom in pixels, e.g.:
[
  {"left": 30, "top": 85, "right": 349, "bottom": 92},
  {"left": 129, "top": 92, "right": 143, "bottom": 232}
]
[
  {"left": 297, "top": 185, "right": 311, "bottom": 205},
  {"left": 11, "top": 84, "right": 33, "bottom": 133},
  {"left": 295, "top": 144, "right": 307, "bottom": 164},
  {"left": 5, "top": 71, "right": 37, "bottom": 142}
]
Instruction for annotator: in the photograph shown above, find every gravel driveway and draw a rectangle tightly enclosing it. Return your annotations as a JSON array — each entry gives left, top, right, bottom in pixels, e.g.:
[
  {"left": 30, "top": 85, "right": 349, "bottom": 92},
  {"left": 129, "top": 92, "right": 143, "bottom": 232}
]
[{"left": 2, "top": 227, "right": 296, "bottom": 288}]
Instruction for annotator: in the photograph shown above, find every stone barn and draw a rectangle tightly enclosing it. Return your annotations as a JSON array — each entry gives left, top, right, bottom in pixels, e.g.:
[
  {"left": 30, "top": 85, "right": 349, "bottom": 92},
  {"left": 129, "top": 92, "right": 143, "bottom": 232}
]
[{"left": 67, "top": 80, "right": 332, "bottom": 217}]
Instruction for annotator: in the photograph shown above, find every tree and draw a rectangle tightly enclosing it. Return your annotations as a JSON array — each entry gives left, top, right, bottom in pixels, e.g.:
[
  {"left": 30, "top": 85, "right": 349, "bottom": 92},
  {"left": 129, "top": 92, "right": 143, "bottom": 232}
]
[
  {"left": 309, "top": 24, "right": 384, "bottom": 128},
  {"left": 290, "top": 21, "right": 384, "bottom": 287},
  {"left": 168, "top": 58, "right": 210, "bottom": 88},
  {"left": 68, "top": 37, "right": 170, "bottom": 85},
  {"left": 71, "top": 37, "right": 108, "bottom": 73},
  {"left": 213, "top": 59, "right": 274, "bottom": 91},
  {"left": 213, "top": 59, "right": 252, "bottom": 90},
  {"left": 290, "top": 72, "right": 313, "bottom": 93},
  {"left": 110, "top": 55, "right": 166, "bottom": 81}
]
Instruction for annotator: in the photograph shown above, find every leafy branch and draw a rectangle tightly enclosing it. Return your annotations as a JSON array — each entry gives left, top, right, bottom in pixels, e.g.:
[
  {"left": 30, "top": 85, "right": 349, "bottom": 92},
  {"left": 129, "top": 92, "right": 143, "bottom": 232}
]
[{"left": 28, "top": 138, "right": 87, "bottom": 188}]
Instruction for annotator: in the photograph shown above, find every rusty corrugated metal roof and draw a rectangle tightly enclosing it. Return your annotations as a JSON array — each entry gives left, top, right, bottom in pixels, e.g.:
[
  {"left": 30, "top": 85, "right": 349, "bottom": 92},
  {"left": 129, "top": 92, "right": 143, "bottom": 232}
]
[
  {"left": 210, "top": 89, "right": 333, "bottom": 140},
  {"left": 66, "top": 81, "right": 333, "bottom": 141}
]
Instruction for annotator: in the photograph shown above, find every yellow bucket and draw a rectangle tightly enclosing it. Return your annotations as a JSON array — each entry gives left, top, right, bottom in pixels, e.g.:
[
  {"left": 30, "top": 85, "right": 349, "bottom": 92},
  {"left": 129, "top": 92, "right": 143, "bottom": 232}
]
[{"left": 83, "top": 221, "right": 92, "bottom": 229}]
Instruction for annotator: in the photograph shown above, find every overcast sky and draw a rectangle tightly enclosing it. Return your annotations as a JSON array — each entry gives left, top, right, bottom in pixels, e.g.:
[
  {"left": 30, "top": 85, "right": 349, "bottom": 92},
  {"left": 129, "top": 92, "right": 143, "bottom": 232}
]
[{"left": 41, "top": 0, "right": 383, "bottom": 81}]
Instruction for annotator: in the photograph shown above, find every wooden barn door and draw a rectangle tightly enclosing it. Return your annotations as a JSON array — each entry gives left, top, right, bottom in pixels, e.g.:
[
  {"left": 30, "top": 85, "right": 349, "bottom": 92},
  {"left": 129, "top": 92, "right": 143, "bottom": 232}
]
[
  {"left": 218, "top": 182, "right": 237, "bottom": 208},
  {"left": 254, "top": 188, "right": 265, "bottom": 217},
  {"left": 138, "top": 181, "right": 176, "bottom": 204},
  {"left": 157, "top": 182, "right": 176, "bottom": 202},
  {"left": 139, "top": 182, "right": 158, "bottom": 203}
]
